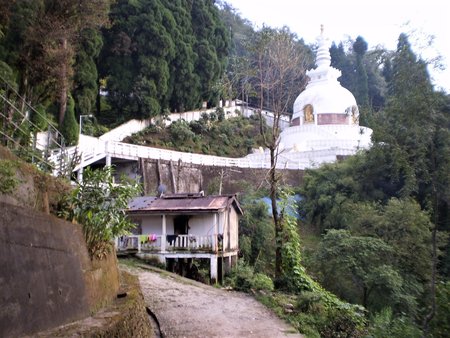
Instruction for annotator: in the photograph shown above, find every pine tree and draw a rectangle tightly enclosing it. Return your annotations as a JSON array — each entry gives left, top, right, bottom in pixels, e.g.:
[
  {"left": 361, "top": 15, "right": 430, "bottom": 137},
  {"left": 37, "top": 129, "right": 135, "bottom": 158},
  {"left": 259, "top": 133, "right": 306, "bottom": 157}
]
[
  {"left": 73, "top": 29, "right": 103, "bottom": 119},
  {"left": 353, "top": 36, "right": 369, "bottom": 107},
  {"left": 61, "top": 95, "right": 79, "bottom": 146}
]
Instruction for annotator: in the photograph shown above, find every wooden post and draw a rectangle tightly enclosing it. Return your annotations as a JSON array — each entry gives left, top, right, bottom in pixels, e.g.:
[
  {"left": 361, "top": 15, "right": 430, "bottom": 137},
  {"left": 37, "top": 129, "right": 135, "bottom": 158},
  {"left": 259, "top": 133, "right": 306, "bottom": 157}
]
[
  {"left": 161, "top": 214, "right": 166, "bottom": 252},
  {"left": 210, "top": 255, "right": 218, "bottom": 284},
  {"left": 77, "top": 152, "right": 84, "bottom": 182},
  {"left": 214, "top": 213, "right": 218, "bottom": 252}
]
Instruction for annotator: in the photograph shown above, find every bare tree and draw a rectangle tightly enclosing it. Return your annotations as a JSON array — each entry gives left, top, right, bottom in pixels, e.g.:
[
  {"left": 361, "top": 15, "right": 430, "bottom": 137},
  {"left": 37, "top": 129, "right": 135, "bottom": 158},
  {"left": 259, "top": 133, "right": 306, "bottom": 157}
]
[{"left": 245, "top": 26, "right": 309, "bottom": 278}]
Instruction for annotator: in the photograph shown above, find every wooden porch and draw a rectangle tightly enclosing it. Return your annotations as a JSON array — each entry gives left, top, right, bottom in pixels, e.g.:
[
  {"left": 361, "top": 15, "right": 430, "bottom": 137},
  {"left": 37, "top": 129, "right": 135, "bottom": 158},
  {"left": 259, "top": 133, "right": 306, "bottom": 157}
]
[{"left": 116, "top": 234, "right": 220, "bottom": 254}]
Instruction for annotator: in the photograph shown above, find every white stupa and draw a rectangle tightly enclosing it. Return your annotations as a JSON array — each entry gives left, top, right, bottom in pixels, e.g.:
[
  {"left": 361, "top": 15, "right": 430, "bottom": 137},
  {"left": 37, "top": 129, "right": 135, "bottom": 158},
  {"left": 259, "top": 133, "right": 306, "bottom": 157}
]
[{"left": 247, "top": 26, "right": 372, "bottom": 169}]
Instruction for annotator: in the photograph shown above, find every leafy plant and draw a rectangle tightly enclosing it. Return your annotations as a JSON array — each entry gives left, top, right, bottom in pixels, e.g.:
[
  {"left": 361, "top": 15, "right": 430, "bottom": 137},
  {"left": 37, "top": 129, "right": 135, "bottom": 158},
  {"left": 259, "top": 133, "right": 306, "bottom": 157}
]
[
  {"left": 252, "top": 273, "right": 274, "bottom": 291},
  {"left": 60, "top": 166, "right": 141, "bottom": 258},
  {"left": 366, "top": 308, "right": 421, "bottom": 338},
  {"left": 0, "top": 160, "right": 19, "bottom": 194}
]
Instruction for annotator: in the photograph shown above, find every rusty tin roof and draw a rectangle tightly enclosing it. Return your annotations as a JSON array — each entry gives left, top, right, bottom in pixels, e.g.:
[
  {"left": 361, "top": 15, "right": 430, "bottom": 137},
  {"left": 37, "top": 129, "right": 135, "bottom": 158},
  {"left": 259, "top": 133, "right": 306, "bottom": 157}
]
[{"left": 127, "top": 193, "right": 243, "bottom": 215}]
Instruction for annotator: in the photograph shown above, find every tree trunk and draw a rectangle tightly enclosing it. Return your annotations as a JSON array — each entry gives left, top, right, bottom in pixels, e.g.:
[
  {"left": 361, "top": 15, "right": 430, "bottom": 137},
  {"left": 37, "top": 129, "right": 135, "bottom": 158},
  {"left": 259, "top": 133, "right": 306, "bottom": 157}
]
[
  {"left": 269, "top": 146, "right": 282, "bottom": 279},
  {"left": 58, "top": 38, "right": 69, "bottom": 127}
]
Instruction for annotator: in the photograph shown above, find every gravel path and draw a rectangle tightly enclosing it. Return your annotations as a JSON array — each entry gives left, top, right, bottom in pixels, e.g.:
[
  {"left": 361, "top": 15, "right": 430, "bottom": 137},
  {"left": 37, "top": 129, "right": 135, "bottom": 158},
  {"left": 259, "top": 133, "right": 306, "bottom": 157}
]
[{"left": 121, "top": 264, "right": 302, "bottom": 338}]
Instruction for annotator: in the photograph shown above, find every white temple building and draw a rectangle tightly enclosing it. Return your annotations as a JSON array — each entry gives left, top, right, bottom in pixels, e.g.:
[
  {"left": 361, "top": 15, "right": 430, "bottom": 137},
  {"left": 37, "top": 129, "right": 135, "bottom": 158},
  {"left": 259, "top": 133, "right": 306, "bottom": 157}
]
[{"left": 246, "top": 26, "right": 372, "bottom": 169}]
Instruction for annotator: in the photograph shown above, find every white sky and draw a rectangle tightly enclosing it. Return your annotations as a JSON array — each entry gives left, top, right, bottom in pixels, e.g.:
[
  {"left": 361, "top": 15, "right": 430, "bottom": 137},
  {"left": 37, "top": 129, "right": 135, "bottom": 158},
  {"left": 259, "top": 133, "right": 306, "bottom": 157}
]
[{"left": 225, "top": 0, "right": 449, "bottom": 93}]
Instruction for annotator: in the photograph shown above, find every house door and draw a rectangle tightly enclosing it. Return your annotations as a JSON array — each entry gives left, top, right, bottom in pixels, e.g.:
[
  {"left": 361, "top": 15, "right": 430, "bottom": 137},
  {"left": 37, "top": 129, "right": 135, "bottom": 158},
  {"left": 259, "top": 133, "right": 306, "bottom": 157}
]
[{"left": 174, "top": 215, "right": 189, "bottom": 235}]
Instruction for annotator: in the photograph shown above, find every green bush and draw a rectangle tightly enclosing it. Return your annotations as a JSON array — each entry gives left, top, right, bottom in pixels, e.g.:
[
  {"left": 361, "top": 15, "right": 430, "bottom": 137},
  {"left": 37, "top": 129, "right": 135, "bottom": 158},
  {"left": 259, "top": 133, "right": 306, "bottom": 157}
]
[
  {"left": 366, "top": 308, "right": 421, "bottom": 338},
  {"left": 227, "top": 261, "right": 255, "bottom": 291},
  {"left": 0, "top": 160, "right": 19, "bottom": 194},
  {"left": 59, "top": 166, "right": 141, "bottom": 258},
  {"left": 430, "top": 281, "right": 450, "bottom": 338},
  {"left": 296, "top": 291, "right": 324, "bottom": 313},
  {"left": 170, "top": 120, "right": 195, "bottom": 143},
  {"left": 226, "top": 262, "right": 274, "bottom": 292},
  {"left": 252, "top": 273, "right": 274, "bottom": 291},
  {"left": 317, "top": 307, "right": 367, "bottom": 338}
]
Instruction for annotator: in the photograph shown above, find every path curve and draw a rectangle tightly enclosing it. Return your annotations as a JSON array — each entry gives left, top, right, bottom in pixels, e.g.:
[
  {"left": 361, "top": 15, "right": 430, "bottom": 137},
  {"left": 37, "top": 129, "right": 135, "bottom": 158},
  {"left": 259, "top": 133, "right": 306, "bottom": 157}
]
[{"left": 121, "top": 264, "right": 302, "bottom": 338}]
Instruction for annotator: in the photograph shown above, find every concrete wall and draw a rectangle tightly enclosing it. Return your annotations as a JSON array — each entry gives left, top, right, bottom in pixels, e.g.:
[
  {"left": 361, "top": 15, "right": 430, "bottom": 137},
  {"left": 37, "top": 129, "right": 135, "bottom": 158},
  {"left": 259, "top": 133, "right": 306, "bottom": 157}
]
[
  {"left": 140, "top": 159, "right": 304, "bottom": 196},
  {"left": 0, "top": 202, "right": 119, "bottom": 337},
  {"left": 33, "top": 271, "right": 153, "bottom": 338}
]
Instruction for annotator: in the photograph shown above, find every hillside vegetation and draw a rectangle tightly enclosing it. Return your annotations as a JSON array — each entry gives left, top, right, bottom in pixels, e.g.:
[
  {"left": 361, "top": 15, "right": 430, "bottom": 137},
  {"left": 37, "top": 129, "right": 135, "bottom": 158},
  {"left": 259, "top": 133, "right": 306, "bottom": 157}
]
[
  {"left": 1, "top": 1, "right": 449, "bottom": 337},
  {"left": 123, "top": 110, "right": 267, "bottom": 157}
]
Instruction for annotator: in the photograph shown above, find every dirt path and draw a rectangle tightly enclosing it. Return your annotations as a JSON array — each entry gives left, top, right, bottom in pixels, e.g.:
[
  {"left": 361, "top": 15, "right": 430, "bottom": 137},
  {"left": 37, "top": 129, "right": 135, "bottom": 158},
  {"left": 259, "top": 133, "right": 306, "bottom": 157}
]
[{"left": 120, "top": 264, "right": 302, "bottom": 338}]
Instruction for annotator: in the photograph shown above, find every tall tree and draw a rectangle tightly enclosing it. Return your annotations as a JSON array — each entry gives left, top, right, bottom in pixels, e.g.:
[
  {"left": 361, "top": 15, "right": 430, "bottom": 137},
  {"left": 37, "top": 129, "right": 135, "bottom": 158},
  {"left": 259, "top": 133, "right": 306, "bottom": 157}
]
[
  {"left": 164, "top": 0, "right": 201, "bottom": 112},
  {"left": 100, "top": 0, "right": 175, "bottom": 119},
  {"left": 100, "top": 0, "right": 230, "bottom": 119},
  {"left": 191, "top": 0, "right": 230, "bottom": 105},
  {"left": 73, "top": 29, "right": 103, "bottom": 119},
  {"left": 352, "top": 36, "right": 369, "bottom": 107},
  {"left": 31, "top": 0, "right": 110, "bottom": 127},
  {"left": 244, "top": 26, "right": 309, "bottom": 279}
]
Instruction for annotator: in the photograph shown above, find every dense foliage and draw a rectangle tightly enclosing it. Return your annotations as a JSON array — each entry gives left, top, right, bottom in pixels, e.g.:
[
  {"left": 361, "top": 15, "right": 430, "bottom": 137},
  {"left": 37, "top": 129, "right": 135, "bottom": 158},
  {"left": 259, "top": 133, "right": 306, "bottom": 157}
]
[
  {"left": 300, "top": 33, "right": 450, "bottom": 335},
  {"left": 99, "top": 0, "right": 230, "bottom": 122},
  {"left": 124, "top": 110, "right": 266, "bottom": 157},
  {"left": 0, "top": 0, "right": 231, "bottom": 137},
  {"left": 2, "top": 1, "right": 449, "bottom": 336}
]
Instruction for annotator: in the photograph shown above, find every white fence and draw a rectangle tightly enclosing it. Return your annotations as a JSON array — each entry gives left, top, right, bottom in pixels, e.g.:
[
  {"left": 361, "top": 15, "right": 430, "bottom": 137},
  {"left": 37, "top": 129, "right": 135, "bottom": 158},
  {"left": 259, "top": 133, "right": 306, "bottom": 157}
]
[{"left": 116, "top": 234, "right": 217, "bottom": 253}]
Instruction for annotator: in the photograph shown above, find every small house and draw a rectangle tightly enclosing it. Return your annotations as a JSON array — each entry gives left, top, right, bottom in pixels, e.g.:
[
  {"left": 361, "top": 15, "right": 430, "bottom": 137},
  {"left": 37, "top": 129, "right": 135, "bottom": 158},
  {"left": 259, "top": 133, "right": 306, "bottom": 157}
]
[{"left": 117, "top": 193, "right": 242, "bottom": 282}]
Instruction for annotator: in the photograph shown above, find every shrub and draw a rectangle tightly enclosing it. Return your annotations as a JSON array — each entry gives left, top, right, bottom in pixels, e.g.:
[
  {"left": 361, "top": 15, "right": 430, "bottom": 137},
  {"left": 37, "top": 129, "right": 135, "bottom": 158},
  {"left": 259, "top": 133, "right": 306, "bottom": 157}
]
[
  {"left": 217, "top": 108, "right": 225, "bottom": 121},
  {"left": 296, "top": 291, "right": 324, "bottom": 313},
  {"left": 228, "top": 261, "right": 255, "bottom": 291},
  {"left": 252, "top": 273, "right": 274, "bottom": 291},
  {"left": 169, "top": 120, "right": 195, "bottom": 143},
  {"left": 366, "top": 308, "right": 421, "bottom": 338},
  {"left": 59, "top": 166, "right": 141, "bottom": 258},
  {"left": 0, "top": 160, "right": 19, "bottom": 194}
]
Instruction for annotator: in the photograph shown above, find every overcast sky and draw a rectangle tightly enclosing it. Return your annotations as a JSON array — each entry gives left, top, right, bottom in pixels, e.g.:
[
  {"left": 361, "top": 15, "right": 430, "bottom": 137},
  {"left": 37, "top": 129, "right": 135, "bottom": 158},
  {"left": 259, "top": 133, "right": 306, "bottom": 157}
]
[{"left": 225, "top": 0, "right": 449, "bottom": 93}]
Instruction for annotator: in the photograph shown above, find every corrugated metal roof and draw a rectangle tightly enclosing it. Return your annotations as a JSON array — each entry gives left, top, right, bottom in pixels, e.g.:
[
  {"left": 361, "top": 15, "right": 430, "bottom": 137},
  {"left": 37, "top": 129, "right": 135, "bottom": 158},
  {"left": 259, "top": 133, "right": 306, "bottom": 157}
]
[
  {"left": 128, "top": 196, "right": 157, "bottom": 209},
  {"left": 127, "top": 194, "right": 243, "bottom": 215}
]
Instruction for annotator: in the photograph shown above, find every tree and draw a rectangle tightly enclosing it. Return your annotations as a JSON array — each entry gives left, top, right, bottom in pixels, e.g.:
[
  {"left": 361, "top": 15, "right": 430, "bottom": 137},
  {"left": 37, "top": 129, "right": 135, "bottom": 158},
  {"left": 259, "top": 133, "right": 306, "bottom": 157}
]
[
  {"left": 100, "top": 0, "right": 230, "bottom": 120},
  {"left": 60, "top": 95, "right": 79, "bottom": 146},
  {"left": 352, "top": 36, "right": 369, "bottom": 107},
  {"left": 243, "top": 26, "right": 309, "bottom": 279},
  {"left": 31, "top": 0, "right": 110, "bottom": 127},
  {"left": 371, "top": 34, "right": 449, "bottom": 332},
  {"left": 316, "top": 229, "right": 404, "bottom": 312},
  {"left": 73, "top": 29, "right": 103, "bottom": 119},
  {"left": 347, "top": 198, "right": 432, "bottom": 314},
  {"left": 330, "top": 42, "right": 353, "bottom": 90},
  {"left": 165, "top": 0, "right": 201, "bottom": 112}
]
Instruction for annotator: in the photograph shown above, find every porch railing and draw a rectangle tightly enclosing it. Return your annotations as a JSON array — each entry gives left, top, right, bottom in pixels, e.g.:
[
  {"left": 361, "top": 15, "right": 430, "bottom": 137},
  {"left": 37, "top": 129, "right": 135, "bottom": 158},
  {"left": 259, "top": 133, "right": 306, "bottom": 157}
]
[{"left": 116, "top": 234, "right": 218, "bottom": 253}]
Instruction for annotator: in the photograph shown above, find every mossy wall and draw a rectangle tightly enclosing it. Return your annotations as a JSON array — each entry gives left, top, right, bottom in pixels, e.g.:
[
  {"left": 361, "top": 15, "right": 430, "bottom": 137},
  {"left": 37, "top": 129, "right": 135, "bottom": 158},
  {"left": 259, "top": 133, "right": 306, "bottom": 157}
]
[
  {"left": 0, "top": 202, "right": 120, "bottom": 337},
  {"left": 34, "top": 272, "right": 153, "bottom": 338}
]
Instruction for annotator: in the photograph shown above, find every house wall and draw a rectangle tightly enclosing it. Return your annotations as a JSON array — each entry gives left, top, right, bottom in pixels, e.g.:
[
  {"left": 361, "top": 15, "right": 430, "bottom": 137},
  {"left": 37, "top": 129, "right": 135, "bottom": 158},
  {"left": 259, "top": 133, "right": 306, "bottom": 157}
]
[
  {"left": 134, "top": 214, "right": 217, "bottom": 236},
  {"left": 217, "top": 207, "right": 239, "bottom": 251},
  {"left": 229, "top": 207, "right": 239, "bottom": 250},
  {"left": 139, "top": 215, "right": 164, "bottom": 235},
  {"left": 188, "top": 214, "right": 216, "bottom": 235}
]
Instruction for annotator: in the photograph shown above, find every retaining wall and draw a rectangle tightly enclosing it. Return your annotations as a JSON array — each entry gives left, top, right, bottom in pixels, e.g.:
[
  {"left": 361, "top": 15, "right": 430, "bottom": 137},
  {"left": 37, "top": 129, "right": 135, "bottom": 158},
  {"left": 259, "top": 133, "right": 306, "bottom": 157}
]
[{"left": 0, "top": 202, "right": 119, "bottom": 337}]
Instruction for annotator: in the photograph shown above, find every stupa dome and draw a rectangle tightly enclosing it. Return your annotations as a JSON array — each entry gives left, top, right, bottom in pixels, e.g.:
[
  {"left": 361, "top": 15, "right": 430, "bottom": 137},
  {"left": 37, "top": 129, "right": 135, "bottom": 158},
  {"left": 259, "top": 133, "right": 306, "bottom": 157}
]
[
  {"left": 291, "top": 25, "right": 359, "bottom": 126},
  {"left": 245, "top": 25, "right": 372, "bottom": 170}
]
